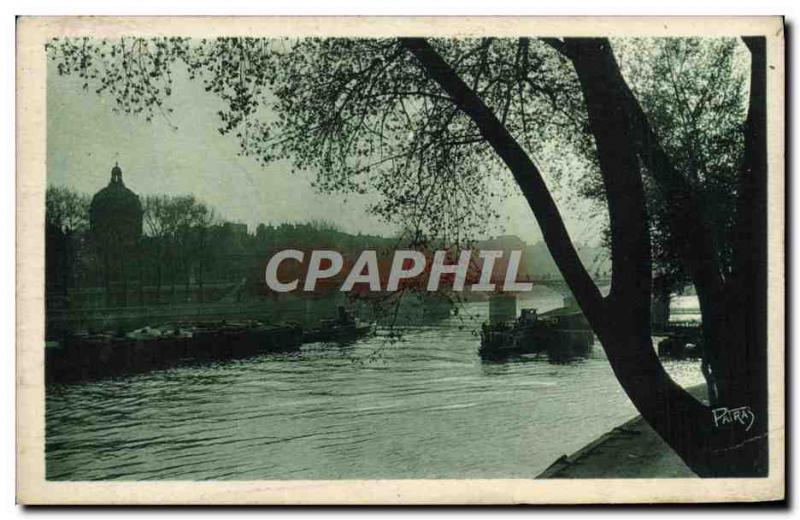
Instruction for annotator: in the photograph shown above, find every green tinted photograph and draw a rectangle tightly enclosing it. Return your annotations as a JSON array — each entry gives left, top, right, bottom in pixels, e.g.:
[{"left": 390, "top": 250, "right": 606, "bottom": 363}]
[{"left": 30, "top": 18, "right": 781, "bottom": 497}]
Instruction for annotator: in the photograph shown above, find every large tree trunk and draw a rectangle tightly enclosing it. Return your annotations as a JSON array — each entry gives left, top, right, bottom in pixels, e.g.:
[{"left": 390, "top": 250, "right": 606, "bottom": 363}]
[
  {"left": 583, "top": 35, "right": 768, "bottom": 448},
  {"left": 699, "top": 36, "right": 769, "bottom": 475},
  {"left": 402, "top": 36, "right": 768, "bottom": 477},
  {"left": 566, "top": 38, "right": 733, "bottom": 476},
  {"left": 565, "top": 37, "right": 769, "bottom": 476}
]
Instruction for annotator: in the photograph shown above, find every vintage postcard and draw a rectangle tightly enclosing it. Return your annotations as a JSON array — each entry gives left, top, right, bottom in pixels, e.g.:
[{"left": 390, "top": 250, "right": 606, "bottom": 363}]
[{"left": 16, "top": 16, "right": 785, "bottom": 504}]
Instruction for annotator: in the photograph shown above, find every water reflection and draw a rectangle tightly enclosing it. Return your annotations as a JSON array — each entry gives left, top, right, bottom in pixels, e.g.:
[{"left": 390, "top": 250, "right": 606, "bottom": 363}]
[{"left": 46, "top": 291, "right": 704, "bottom": 481}]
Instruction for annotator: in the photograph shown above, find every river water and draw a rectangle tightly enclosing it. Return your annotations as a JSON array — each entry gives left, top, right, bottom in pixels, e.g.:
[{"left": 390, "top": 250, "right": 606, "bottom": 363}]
[{"left": 46, "top": 289, "right": 704, "bottom": 480}]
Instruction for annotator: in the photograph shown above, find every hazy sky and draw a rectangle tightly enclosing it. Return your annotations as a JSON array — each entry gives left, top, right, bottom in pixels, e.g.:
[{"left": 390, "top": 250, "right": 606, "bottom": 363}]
[{"left": 47, "top": 59, "right": 600, "bottom": 245}]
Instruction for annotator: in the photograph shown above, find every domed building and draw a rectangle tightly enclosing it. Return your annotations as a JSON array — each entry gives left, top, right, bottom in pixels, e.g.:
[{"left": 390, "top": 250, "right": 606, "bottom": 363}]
[
  {"left": 89, "top": 163, "right": 143, "bottom": 306},
  {"left": 89, "top": 163, "right": 143, "bottom": 243}
]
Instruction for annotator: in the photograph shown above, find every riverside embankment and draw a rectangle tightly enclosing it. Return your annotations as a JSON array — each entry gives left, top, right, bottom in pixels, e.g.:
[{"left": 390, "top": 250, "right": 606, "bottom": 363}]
[{"left": 537, "top": 385, "right": 707, "bottom": 478}]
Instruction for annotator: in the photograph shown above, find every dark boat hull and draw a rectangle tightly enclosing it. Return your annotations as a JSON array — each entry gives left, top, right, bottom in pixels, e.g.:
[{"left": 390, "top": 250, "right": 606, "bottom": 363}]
[
  {"left": 480, "top": 325, "right": 594, "bottom": 362},
  {"left": 46, "top": 323, "right": 303, "bottom": 384}
]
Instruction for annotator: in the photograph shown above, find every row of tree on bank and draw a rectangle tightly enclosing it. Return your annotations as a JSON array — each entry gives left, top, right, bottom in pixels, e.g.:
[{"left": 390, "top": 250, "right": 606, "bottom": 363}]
[
  {"left": 45, "top": 186, "right": 398, "bottom": 306},
  {"left": 47, "top": 184, "right": 612, "bottom": 308}
]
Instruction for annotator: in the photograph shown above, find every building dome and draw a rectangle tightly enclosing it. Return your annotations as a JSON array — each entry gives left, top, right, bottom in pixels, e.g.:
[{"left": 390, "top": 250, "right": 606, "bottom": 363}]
[{"left": 89, "top": 163, "right": 143, "bottom": 245}]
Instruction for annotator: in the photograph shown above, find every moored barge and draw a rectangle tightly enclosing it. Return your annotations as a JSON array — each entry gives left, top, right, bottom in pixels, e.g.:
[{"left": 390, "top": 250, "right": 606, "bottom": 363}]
[
  {"left": 46, "top": 320, "right": 303, "bottom": 384},
  {"left": 480, "top": 307, "right": 594, "bottom": 362},
  {"left": 655, "top": 321, "right": 703, "bottom": 359}
]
